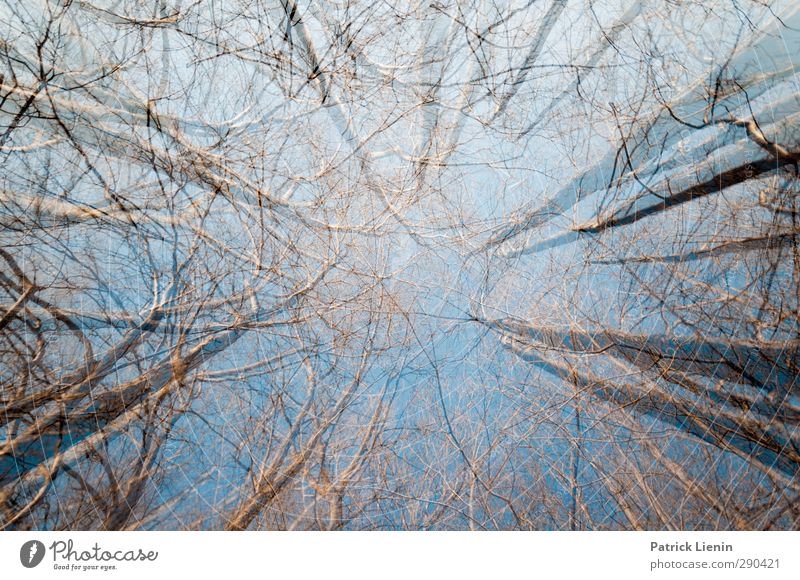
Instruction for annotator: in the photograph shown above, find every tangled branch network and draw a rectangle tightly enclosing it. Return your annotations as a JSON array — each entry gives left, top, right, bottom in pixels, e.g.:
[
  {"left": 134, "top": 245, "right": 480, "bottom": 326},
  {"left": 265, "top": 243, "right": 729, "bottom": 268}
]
[{"left": 1, "top": 0, "right": 799, "bottom": 530}]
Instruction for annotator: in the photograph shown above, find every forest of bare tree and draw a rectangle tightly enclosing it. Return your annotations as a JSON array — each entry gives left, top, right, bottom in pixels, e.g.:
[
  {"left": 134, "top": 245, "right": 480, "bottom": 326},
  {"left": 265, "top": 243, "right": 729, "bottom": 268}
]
[{"left": 1, "top": 0, "right": 798, "bottom": 530}]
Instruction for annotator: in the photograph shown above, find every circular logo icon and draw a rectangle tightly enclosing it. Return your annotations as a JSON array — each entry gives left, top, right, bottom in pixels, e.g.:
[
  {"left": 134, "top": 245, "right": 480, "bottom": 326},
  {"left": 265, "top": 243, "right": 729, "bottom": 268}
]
[{"left": 20, "top": 540, "right": 46, "bottom": 568}]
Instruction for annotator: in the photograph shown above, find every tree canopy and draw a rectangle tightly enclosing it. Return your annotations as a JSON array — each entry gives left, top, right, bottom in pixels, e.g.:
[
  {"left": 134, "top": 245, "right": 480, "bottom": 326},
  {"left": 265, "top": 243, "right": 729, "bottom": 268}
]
[{"left": 1, "top": 0, "right": 799, "bottom": 530}]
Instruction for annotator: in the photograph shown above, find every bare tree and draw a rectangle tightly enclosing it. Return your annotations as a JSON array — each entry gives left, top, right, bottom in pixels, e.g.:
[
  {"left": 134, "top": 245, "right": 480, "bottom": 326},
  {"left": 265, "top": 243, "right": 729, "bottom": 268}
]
[{"left": 1, "top": 0, "right": 798, "bottom": 530}]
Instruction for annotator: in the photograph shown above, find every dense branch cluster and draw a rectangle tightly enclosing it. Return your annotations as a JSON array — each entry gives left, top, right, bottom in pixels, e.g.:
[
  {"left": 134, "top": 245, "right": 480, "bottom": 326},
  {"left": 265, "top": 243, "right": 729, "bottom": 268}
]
[{"left": 1, "top": 0, "right": 798, "bottom": 530}]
